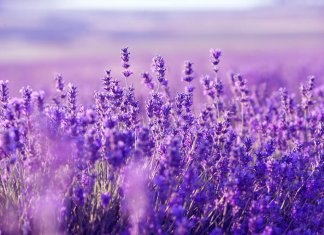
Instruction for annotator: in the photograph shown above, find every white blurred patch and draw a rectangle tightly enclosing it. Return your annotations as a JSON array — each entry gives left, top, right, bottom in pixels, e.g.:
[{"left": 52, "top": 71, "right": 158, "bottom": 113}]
[{"left": 123, "top": 161, "right": 149, "bottom": 235}]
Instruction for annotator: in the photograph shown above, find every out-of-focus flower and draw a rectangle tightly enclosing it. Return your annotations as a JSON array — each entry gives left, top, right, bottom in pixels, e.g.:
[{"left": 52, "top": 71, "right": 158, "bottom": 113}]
[{"left": 101, "top": 192, "right": 111, "bottom": 207}]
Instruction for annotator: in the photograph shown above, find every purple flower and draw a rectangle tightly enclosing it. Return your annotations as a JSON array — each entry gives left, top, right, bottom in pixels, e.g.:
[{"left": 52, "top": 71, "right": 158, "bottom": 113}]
[
  {"left": 101, "top": 192, "right": 111, "bottom": 207},
  {"left": 106, "top": 131, "right": 135, "bottom": 168},
  {"left": 182, "top": 60, "right": 194, "bottom": 83},
  {"left": 121, "top": 47, "right": 133, "bottom": 78},
  {"left": 55, "top": 74, "right": 64, "bottom": 92},
  {"left": 0, "top": 80, "right": 9, "bottom": 104},
  {"left": 20, "top": 86, "right": 33, "bottom": 114},
  {"left": 146, "top": 92, "right": 164, "bottom": 118},
  {"left": 210, "top": 48, "right": 222, "bottom": 73},
  {"left": 32, "top": 91, "right": 45, "bottom": 112},
  {"left": 166, "top": 137, "right": 183, "bottom": 169},
  {"left": 214, "top": 78, "right": 223, "bottom": 98},
  {"left": 152, "top": 55, "right": 168, "bottom": 86},
  {"left": 137, "top": 127, "right": 155, "bottom": 156},
  {"left": 141, "top": 72, "right": 155, "bottom": 90},
  {"left": 200, "top": 75, "right": 215, "bottom": 99},
  {"left": 249, "top": 216, "right": 264, "bottom": 234},
  {"left": 175, "top": 92, "right": 193, "bottom": 114},
  {"left": 102, "top": 70, "right": 113, "bottom": 92},
  {"left": 300, "top": 75, "right": 315, "bottom": 110},
  {"left": 67, "top": 83, "right": 77, "bottom": 113},
  {"left": 73, "top": 186, "right": 85, "bottom": 206}
]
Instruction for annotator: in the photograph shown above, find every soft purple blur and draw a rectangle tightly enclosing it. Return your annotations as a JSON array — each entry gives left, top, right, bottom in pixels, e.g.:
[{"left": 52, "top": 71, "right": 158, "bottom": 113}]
[{"left": 0, "top": 2, "right": 323, "bottom": 100}]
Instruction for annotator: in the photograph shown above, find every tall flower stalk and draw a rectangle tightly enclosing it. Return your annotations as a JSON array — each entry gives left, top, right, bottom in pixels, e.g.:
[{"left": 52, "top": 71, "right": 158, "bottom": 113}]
[{"left": 210, "top": 49, "right": 223, "bottom": 118}]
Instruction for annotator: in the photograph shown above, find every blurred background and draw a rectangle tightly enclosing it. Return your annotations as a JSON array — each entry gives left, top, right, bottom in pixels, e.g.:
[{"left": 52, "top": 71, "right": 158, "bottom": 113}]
[{"left": 0, "top": 0, "right": 323, "bottom": 99}]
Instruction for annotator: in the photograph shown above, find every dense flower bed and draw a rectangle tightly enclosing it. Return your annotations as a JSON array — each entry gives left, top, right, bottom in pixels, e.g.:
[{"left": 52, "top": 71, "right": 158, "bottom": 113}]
[{"left": 0, "top": 48, "right": 323, "bottom": 234}]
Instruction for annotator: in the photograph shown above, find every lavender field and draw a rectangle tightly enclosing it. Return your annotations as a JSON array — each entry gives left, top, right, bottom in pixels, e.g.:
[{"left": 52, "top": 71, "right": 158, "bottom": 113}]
[{"left": 0, "top": 1, "right": 324, "bottom": 235}]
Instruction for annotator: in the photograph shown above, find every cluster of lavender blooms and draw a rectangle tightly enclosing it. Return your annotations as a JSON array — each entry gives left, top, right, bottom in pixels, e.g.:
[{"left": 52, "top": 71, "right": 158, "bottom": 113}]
[{"left": 0, "top": 48, "right": 323, "bottom": 235}]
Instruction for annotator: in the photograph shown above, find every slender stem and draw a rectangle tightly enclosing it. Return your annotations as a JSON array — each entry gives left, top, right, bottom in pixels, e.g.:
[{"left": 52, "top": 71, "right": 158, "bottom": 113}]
[
  {"left": 241, "top": 103, "right": 244, "bottom": 134},
  {"left": 216, "top": 98, "right": 220, "bottom": 119},
  {"left": 124, "top": 77, "right": 128, "bottom": 87},
  {"left": 304, "top": 109, "right": 308, "bottom": 142}
]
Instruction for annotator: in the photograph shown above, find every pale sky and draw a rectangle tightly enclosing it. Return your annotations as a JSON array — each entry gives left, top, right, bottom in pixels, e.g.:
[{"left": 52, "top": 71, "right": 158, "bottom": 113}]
[
  {"left": 4, "top": 0, "right": 322, "bottom": 11},
  {"left": 0, "top": 0, "right": 278, "bottom": 10},
  {"left": 56, "top": 0, "right": 270, "bottom": 10}
]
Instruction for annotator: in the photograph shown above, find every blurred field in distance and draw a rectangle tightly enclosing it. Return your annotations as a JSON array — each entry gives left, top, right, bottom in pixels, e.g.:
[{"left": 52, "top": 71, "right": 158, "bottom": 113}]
[{"left": 0, "top": 4, "right": 323, "bottom": 100}]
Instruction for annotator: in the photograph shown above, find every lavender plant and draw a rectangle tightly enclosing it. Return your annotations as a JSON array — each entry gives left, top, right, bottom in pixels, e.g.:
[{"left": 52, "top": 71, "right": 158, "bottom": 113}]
[{"left": 0, "top": 48, "right": 323, "bottom": 235}]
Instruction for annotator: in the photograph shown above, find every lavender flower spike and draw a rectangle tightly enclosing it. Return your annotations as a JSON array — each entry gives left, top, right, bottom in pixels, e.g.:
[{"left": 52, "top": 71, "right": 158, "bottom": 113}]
[
  {"left": 152, "top": 55, "right": 168, "bottom": 86},
  {"left": 141, "top": 72, "right": 155, "bottom": 90},
  {"left": 182, "top": 60, "right": 195, "bottom": 92},
  {"left": 210, "top": 48, "right": 222, "bottom": 73},
  {"left": 182, "top": 61, "right": 194, "bottom": 83},
  {"left": 121, "top": 47, "right": 133, "bottom": 78},
  {"left": 67, "top": 83, "right": 77, "bottom": 114},
  {"left": 0, "top": 80, "right": 9, "bottom": 104},
  {"left": 55, "top": 74, "right": 64, "bottom": 92},
  {"left": 300, "top": 75, "right": 315, "bottom": 111},
  {"left": 20, "top": 86, "right": 33, "bottom": 115}
]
